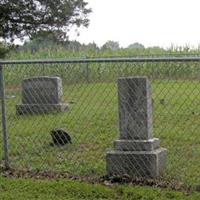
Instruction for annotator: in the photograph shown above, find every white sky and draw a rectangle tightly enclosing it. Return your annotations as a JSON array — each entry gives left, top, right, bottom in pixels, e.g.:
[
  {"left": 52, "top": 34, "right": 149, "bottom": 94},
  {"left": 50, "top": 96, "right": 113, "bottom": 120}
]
[{"left": 69, "top": 0, "right": 200, "bottom": 48}]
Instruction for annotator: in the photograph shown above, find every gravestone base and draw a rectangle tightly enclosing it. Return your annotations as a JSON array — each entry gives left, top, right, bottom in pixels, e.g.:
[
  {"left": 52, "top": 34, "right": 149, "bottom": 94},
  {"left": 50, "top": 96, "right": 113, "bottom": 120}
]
[
  {"left": 106, "top": 148, "right": 167, "bottom": 178},
  {"left": 114, "top": 138, "right": 160, "bottom": 151},
  {"left": 16, "top": 103, "right": 68, "bottom": 115}
]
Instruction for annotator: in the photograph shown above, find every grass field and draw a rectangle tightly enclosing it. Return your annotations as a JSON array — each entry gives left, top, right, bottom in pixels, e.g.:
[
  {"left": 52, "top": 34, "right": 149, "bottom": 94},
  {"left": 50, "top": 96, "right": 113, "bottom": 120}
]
[
  {"left": 1, "top": 176, "right": 200, "bottom": 200},
  {"left": 1, "top": 42, "right": 200, "bottom": 200},
  {"left": 2, "top": 47, "right": 200, "bottom": 198},
  {"left": 1, "top": 78, "right": 200, "bottom": 189}
]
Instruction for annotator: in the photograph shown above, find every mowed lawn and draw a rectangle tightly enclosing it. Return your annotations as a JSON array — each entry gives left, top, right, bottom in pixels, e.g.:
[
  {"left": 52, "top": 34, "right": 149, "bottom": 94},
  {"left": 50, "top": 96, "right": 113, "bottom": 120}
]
[
  {"left": 1, "top": 176, "right": 200, "bottom": 200},
  {"left": 1, "top": 80, "right": 200, "bottom": 187}
]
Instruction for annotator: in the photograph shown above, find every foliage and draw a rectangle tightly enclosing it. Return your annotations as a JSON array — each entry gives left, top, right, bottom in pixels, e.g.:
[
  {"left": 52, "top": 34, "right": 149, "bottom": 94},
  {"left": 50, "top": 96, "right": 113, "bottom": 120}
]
[
  {"left": 127, "top": 42, "right": 145, "bottom": 49},
  {"left": 101, "top": 40, "right": 120, "bottom": 51},
  {"left": 7, "top": 35, "right": 200, "bottom": 60},
  {"left": 0, "top": 0, "right": 91, "bottom": 41},
  {"left": 8, "top": 43, "right": 200, "bottom": 60},
  {"left": 0, "top": 42, "right": 17, "bottom": 59}
]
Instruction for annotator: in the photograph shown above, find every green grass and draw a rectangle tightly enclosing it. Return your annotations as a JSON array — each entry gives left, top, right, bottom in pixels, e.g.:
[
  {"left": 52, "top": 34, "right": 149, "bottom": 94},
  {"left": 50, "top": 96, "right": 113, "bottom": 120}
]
[
  {"left": 6, "top": 43, "right": 200, "bottom": 61},
  {"left": 2, "top": 46, "right": 200, "bottom": 197},
  {"left": 1, "top": 176, "right": 200, "bottom": 200},
  {"left": 1, "top": 80, "right": 200, "bottom": 188}
]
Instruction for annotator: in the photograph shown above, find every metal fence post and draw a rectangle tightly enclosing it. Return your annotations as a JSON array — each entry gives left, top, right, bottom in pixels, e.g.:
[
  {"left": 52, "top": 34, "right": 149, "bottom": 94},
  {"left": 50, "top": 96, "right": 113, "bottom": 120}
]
[
  {"left": 85, "top": 56, "right": 90, "bottom": 83},
  {"left": 0, "top": 64, "right": 10, "bottom": 169},
  {"left": 85, "top": 63, "right": 90, "bottom": 83}
]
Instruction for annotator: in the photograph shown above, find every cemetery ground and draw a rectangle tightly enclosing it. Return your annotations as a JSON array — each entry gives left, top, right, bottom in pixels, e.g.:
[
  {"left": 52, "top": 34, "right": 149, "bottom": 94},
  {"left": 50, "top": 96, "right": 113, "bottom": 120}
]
[
  {"left": 1, "top": 79, "right": 200, "bottom": 198},
  {"left": 1, "top": 176, "right": 200, "bottom": 200}
]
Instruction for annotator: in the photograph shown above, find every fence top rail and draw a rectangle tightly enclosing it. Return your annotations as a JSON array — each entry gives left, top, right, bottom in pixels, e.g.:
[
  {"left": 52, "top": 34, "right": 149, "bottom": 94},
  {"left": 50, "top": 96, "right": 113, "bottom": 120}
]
[{"left": 1, "top": 57, "right": 200, "bottom": 65}]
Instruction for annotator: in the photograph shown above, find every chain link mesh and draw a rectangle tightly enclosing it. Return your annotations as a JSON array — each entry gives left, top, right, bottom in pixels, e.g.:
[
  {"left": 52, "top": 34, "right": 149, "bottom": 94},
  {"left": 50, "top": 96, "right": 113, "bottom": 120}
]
[{"left": 1, "top": 59, "right": 200, "bottom": 188}]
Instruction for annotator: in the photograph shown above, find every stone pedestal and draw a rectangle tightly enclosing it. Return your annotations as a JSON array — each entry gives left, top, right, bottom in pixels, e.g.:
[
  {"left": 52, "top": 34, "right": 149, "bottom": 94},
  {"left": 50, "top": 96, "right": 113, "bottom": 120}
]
[
  {"left": 16, "top": 76, "right": 68, "bottom": 115},
  {"left": 106, "top": 77, "right": 167, "bottom": 178}
]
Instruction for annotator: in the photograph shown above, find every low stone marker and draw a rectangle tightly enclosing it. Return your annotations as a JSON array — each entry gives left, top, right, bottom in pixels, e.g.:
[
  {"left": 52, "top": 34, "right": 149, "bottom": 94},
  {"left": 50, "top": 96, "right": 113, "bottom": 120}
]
[
  {"left": 16, "top": 76, "right": 68, "bottom": 115},
  {"left": 106, "top": 77, "right": 167, "bottom": 178}
]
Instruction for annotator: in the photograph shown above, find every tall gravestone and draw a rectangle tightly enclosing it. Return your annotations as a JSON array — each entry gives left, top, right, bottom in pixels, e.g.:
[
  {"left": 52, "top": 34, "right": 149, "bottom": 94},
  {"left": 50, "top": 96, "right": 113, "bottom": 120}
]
[
  {"left": 106, "top": 77, "right": 167, "bottom": 178},
  {"left": 16, "top": 76, "right": 68, "bottom": 115}
]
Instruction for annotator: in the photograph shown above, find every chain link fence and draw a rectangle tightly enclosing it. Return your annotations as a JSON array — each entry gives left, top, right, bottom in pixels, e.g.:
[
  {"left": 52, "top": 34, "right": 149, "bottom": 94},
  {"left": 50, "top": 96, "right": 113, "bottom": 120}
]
[{"left": 1, "top": 57, "right": 200, "bottom": 188}]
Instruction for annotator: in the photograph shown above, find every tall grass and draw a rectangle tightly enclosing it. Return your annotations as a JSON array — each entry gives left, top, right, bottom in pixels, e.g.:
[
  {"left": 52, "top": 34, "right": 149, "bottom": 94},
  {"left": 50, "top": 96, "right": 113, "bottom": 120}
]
[{"left": 7, "top": 43, "right": 200, "bottom": 60}]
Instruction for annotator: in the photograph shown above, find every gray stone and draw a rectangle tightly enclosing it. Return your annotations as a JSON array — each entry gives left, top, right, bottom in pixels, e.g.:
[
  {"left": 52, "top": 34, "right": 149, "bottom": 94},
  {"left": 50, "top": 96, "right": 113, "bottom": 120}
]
[
  {"left": 106, "top": 76, "right": 167, "bottom": 178},
  {"left": 16, "top": 76, "right": 68, "bottom": 115},
  {"left": 106, "top": 148, "right": 167, "bottom": 178},
  {"left": 16, "top": 103, "right": 68, "bottom": 115},
  {"left": 118, "top": 77, "right": 153, "bottom": 140},
  {"left": 114, "top": 138, "right": 160, "bottom": 151},
  {"left": 21, "top": 76, "right": 63, "bottom": 104}
]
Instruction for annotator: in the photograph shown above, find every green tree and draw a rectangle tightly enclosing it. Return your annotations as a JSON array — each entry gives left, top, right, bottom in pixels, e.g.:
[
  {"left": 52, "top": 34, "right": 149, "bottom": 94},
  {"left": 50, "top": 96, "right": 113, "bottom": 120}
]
[
  {"left": 21, "top": 30, "right": 62, "bottom": 53},
  {"left": 0, "top": 42, "right": 9, "bottom": 58},
  {"left": 101, "top": 41, "right": 120, "bottom": 51},
  {"left": 128, "top": 42, "right": 145, "bottom": 49},
  {"left": 0, "top": 0, "right": 91, "bottom": 41}
]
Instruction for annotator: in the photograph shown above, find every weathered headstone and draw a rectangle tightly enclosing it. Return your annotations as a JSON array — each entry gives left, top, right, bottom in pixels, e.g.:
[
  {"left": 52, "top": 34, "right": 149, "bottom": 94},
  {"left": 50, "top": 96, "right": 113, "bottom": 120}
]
[
  {"left": 106, "top": 77, "right": 167, "bottom": 178},
  {"left": 16, "top": 76, "right": 68, "bottom": 115}
]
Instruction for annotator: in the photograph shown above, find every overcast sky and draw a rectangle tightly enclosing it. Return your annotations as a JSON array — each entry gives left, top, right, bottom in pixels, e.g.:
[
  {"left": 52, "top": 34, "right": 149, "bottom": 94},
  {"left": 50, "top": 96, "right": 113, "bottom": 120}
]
[{"left": 69, "top": 0, "right": 200, "bottom": 48}]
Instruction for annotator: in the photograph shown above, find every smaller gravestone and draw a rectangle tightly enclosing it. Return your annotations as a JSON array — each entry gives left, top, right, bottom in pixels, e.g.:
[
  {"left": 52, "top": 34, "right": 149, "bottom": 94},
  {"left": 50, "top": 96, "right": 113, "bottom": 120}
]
[
  {"left": 16, "top": 76, "right": 68, "bottom": 115},
  {"left": 106, "top": 77, "right": 167, "bottom": 178}
]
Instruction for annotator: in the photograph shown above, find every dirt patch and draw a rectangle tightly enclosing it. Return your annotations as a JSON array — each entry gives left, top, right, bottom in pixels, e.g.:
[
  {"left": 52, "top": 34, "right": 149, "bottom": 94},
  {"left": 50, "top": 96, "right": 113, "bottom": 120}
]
[{"left": 0, "top": 166, "right": 198, "bottom": 194}]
